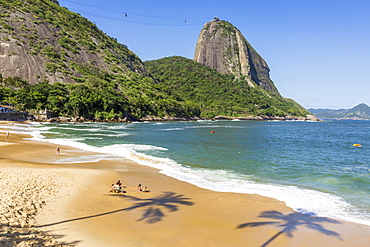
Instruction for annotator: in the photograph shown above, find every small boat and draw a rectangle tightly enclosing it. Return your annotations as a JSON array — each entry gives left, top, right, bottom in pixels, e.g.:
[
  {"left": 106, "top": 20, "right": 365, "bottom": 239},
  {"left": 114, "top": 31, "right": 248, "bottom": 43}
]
[
  {"left": 353, "top": 144, "right": 362, "bottom": 147},
  {"left": 210, "top": 131, "right": 216, "bottom": 133}
]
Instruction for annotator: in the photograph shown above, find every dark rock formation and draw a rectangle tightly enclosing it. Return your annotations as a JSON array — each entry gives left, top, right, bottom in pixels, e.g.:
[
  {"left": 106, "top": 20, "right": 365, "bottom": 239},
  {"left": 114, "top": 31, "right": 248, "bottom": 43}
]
[{"left": 194, "top": 19, "right": 280, "bottom": 95}]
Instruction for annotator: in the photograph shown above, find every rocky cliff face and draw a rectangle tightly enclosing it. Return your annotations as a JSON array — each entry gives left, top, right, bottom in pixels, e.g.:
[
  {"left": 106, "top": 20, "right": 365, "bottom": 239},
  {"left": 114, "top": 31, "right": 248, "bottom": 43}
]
[
  {"left": 0, "top": 0, "right": 148, "bottom": 84},
  {"left": 194, "top": 19, "right": 279, "bottom": 95}
]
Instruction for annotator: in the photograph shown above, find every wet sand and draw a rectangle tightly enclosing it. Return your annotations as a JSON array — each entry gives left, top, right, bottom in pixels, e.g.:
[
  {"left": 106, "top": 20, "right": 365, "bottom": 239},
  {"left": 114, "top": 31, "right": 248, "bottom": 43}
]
[{"left": 1, "top": 126, "right": 370, "bottom": 246}]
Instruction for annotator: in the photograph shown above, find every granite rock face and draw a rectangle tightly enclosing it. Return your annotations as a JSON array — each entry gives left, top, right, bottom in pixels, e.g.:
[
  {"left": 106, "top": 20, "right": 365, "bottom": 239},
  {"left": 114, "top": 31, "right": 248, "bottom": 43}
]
[
  {"left": 0, "top": 2, "right": 148, "bottom": 84},
  {"left": 194, "top": 19, "right": 280, "bottom": 95}
]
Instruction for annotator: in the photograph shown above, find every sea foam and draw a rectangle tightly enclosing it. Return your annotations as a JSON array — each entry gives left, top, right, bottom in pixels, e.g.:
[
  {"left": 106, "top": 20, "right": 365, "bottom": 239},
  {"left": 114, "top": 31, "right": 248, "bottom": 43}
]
[{"left": 12, "top": 122, "right": 370, "bottom": 226}]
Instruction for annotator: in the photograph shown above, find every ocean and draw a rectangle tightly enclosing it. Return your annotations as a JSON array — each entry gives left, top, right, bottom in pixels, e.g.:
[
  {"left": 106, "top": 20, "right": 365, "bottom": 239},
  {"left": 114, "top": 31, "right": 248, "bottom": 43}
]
[{"left": 7, "top": 119, "right": 370, "bottom": 226}]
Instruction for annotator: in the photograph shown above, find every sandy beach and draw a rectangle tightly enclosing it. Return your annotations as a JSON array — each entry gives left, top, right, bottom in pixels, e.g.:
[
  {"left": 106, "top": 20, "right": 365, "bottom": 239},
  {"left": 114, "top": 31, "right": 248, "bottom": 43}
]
[{"left": 1, "top": 125, "right": 370, "bottom": 246}]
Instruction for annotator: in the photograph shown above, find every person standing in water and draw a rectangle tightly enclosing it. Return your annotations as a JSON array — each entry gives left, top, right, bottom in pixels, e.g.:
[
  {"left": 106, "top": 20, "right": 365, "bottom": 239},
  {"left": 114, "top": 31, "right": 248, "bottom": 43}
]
[{"left": 56, "top": 146, "right": 60, "bottom": 154}]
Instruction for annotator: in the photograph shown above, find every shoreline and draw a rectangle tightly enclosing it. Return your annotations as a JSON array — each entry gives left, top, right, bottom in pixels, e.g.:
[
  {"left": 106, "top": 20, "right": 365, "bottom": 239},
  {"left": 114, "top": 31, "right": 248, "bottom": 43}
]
[
  {"left": 7, "top": 113, "right": 319, "bottom": 123},
  {"left": 1, "top": 127, "right": 370, "bottom": 246}
]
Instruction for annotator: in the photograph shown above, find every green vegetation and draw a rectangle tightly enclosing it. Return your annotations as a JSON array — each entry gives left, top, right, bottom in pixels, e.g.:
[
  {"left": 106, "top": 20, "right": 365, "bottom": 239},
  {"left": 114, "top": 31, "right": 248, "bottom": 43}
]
[
  {"left": 0, "top": 0, "right": 310, "bottom": 120},
  {"left": 145, "top": 56, "right": 310, "bottom": 118},
  {"left": 0, "top": 55, "right": 310, "bottom": 120},
  {"left": 0, "top": 73, "right": 199, "bottom": 120},
  {"left": 0, "top": 0, "right": 148, "bottom": 80}
]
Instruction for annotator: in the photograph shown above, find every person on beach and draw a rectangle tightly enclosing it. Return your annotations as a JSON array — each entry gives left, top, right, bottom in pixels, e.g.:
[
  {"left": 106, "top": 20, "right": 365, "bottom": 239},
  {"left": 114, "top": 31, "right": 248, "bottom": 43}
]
[
  {"left": 108, "top": 180, "right": 126, "bottom": 193},
  {"left": 137, "top": 184, "right": 142, "bottom": 191},
  {"left": 56, "top": 146, "right": 60, "bottom": 154},
  {"left": 109, "top": 184, "right": 121, "bottom": 193},
  {"left": 142, "top": 187, "right": 150, "bottom": 192},
  {"left": 6, "top": 132, "right": 9, "bottom": 140}
]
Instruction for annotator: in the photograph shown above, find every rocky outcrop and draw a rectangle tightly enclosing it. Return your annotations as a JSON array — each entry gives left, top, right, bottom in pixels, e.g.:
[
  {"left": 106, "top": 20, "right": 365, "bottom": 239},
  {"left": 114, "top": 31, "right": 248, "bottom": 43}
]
[
  {"left": 194, "top": 18, "right": 280, "bottom": 95},
  {"left": 214, "top": 114, "right": 319, "bottom": 121},
  {"left": 0, "top": 1, "right": 149, "bottom": 84}
]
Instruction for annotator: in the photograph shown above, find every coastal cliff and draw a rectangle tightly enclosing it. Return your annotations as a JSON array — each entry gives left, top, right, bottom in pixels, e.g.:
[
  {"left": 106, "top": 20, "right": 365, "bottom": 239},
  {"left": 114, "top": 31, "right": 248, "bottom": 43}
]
[
  {"left": 194, "top": 18, "right": 279, "bottom": 95},
  {"left": 0, "top": 0, "right": 149, "bottom": 84}
]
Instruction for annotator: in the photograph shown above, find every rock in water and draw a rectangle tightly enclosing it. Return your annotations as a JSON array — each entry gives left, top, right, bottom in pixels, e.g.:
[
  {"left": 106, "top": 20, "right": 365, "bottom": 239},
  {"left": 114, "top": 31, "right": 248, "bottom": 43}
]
[{"left": 194, "top": 18, "right": 280, "bottom": 95}]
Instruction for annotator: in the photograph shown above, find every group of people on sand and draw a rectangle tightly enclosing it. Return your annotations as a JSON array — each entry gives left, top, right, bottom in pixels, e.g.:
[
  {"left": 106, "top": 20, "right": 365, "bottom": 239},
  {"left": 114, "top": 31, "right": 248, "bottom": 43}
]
[
  {"left": 137, "top": 184, "right": 150, "bottom": 192},
  {"left": 108, "top": 180, "right": 150, "bottom": 193},
  {"left": 108, "top": 180, "right": 126, "bottom": 193}
]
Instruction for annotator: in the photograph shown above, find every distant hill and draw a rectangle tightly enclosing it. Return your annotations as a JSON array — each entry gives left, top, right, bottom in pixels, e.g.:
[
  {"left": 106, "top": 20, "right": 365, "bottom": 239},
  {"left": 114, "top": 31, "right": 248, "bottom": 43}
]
[{"left": 308, "top": 103, "right": 370, "bottom": 119}]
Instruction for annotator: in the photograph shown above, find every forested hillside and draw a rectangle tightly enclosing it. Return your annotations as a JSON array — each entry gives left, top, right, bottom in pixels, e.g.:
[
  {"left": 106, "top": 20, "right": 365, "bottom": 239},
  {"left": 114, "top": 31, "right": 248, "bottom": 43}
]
[
  {"left": 0, "top": 0, "right": 199, "bottom": 120},
  {"left": 0, "top": 0, "right": 311, "bottom": 121},
  {"left": 145, "top": 56, "right": 310, "bottom": 118},
  {"left": 0, "top": 0, "right": 148, "bottom": 83}
]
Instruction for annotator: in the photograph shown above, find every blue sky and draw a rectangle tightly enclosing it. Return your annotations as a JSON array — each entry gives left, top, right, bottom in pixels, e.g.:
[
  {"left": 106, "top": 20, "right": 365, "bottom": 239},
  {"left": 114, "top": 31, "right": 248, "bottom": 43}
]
[{"left": 58, "top": 0, "right": 370, "bottom": 109}]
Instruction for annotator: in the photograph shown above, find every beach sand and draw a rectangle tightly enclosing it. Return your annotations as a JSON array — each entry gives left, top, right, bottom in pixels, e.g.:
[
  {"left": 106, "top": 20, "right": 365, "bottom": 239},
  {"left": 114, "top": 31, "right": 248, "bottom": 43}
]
[{"left": 1, "top": 127, "right": 370, "bottom": 246}]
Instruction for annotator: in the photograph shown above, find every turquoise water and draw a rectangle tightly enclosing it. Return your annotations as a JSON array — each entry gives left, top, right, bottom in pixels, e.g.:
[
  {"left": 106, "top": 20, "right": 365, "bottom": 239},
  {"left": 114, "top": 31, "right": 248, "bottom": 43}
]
[{"left": 9, "top": 120, "right": 370, "bottom": 225}]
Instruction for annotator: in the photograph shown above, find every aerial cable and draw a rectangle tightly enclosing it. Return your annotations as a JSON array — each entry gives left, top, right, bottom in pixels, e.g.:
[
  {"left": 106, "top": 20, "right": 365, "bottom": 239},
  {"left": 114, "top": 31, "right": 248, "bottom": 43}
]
[
  {"left": 62, "top": 0, "right": 208, "bottom": 23},
  {"left": 67, "top": 7, "right": 206, "bottom": 27}
]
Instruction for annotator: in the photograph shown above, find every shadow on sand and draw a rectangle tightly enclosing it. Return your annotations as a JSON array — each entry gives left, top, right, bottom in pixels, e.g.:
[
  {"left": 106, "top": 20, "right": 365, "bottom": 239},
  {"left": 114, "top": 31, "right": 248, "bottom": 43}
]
[
  {"left": 0, "top": 223, "right": 81, "bottom": 246},
  {"left": 38, "top": 191, "right": 194, "bottom": 228},
  {"left": 237, "top": 210, "right": 342, "bottom": 247}
]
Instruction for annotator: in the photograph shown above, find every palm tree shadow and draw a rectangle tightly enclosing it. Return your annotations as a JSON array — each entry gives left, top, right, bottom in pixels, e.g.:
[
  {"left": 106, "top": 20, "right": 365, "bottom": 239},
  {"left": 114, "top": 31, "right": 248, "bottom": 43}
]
[
  {"left": 0, "top": 223, "right": 81, "bottom": 246},
  {"left": 38, "top": 191, "right": 194, "bottom": 227},
  {"left": 124, "top": 191, "right": 194, "bottom": 223},
  {"left": 237, "top": 210, "right": 342, "bottom": 247}
]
